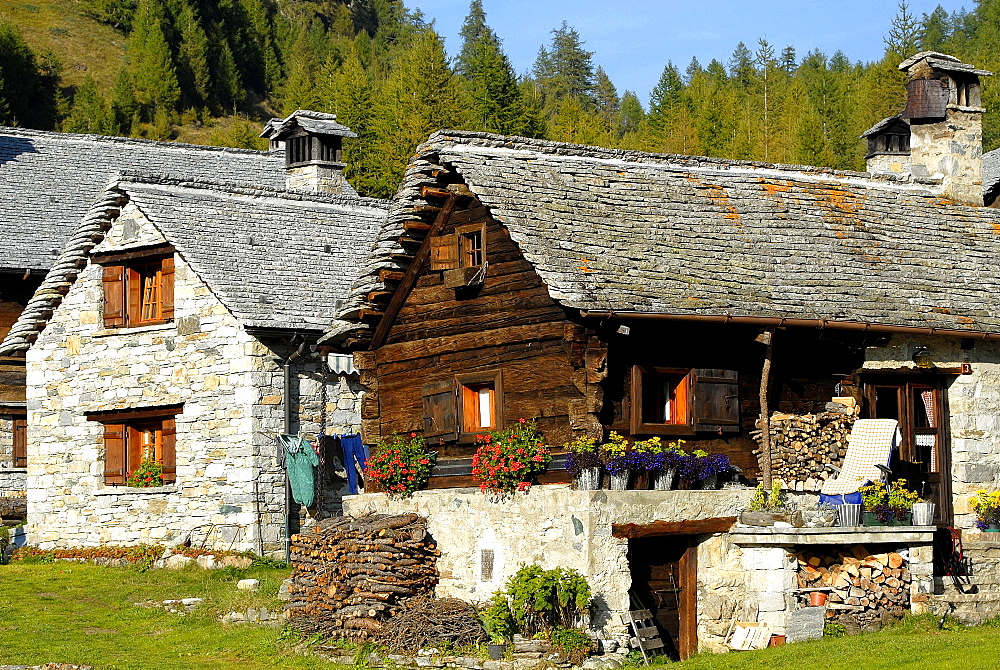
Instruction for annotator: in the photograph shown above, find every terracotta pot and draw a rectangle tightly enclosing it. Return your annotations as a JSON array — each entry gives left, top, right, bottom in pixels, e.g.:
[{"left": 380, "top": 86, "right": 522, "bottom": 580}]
[{"left": 809, "top": 591, "right": 828, "bottom": 607}]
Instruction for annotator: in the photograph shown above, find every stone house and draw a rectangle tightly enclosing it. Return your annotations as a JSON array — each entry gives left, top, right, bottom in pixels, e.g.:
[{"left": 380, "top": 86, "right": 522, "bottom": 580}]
[
  {"left": 321, "top": 53, "right": 1000, "bottom": 656},
  {"left": 2, "top": 112, "right": 389, "bottom": 554},
  {"left": 0, "top": 125, "right": 288, "bottom": 499}
]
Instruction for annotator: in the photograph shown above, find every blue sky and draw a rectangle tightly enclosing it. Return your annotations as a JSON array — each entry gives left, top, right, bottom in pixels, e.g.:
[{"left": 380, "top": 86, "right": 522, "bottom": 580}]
[{"left": 407, "top": 0, "right": 972, "bottom": 105}]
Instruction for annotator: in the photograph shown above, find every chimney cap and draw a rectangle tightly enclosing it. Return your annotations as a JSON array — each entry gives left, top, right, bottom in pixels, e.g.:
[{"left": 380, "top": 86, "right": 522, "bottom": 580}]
[
  {"left": 898, "top": 51, "right": 993, "bottom": 77},
  {"left": 260, "top": 109, "right": 358, "bottom": 141}
]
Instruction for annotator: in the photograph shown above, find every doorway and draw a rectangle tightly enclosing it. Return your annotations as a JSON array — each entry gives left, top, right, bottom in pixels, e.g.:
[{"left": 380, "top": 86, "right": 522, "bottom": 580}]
[
  {"left": 627, "top": 536, "right": 697, "bottom": 660},
  {"left": 864, "top": 376, "right": 952, "bottom": 524}
]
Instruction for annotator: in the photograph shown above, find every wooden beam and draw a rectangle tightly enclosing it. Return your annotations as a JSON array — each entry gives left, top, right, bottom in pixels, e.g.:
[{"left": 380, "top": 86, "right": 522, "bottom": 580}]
[
  {"left": 377, "top": 269, "right": 405, "bottom": 283},
  {"left": 420, "top": 186, "right": 451, "bottom": 199},
  {"left": 369, "top": 194, "right": 461, "bottom": 349},
  {"left": 402, "top": 221, "right": 431, "bottom": 233},
  {"left": 412, "top": 204, "right": 442, "bottom": 215},
  {"left": 611, "top": 517, "right": 737, "bottom": 539},
  {"left": 367, "top": 291, "right": 392, "bottom": 303}
]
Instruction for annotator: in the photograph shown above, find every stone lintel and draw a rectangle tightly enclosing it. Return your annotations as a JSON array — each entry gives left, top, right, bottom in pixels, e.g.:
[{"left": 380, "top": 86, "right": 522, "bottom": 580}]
[{"left": 729, "top": 526, "right": 936, "bottom": 546}]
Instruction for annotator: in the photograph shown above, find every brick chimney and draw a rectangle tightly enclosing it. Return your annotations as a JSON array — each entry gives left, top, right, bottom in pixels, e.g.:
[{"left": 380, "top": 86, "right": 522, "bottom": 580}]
[
  {"left": 260, "top": 110, "right": 357, "bottom": 195},
  {"left": 899, "top": 52, "right": 992, "bottom": 205}
]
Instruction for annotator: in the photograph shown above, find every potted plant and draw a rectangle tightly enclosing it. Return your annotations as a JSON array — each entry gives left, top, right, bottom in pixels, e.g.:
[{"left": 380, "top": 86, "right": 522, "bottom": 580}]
[
  {"left": 363, "top": 432, "right": 436, "bottom": 499},
  {"left": 601, "top": 432, "right": 631, "bottom": 490},
  {"left": 481, "top": 593, "right": 514, "bottom": 659},
  {"left": 564, "top": 435, "right": 602, "bottom": 490},
  {"left": 969, "top": 490, "right": 1000, "bottom": 531},
  {"left": 126, "top": 459, "right": 164, "bottom": 488},
  {"left": 471, "top": 419, "right": 551, "bottom": 498},
  {"left": 678, "top": 449, "right": 732, "bottom": 489},
  {"left": 740, "top": 480, "right": 792, "bottom": 526},
  {"left": 636, "top": 437, "right": 686, "bottom": 490},
  {"left": 911, "top": 499, "right": 937, "bottom": 526},
  {"left": 859, "top": 480, "right": 919, "bottom": 526}
]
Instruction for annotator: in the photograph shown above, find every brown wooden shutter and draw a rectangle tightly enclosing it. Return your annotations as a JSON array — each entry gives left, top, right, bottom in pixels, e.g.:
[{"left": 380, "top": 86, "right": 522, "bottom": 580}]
[
  {"left": 422, "top": 379, "right": 457, "bottom": 440},
  {"left": 903, "top": 78, "right": 949, "bottom": 120},
  {"left": 103, "top": 423, "right": 126, "bottom": 485},
  {"left": 102, "top": 265, "right": 126, "bottom": 327},
  {"left": 160, "top": 256, "right": 175, "bottom": 321},
  {"left": 12, "top": 418, "right": 26, "bottom": 468},
  {"left": 127, "top": 267, "right": 142, "bottom": 326},
  {"left": 160, "top": 418, "right": 176, "bottom": 484},
  {"left": 693, "top": 369, "right": 740, "bottom": 433},
  {"left": 429, "top": 234, "right": 459, "bottom": 270}
]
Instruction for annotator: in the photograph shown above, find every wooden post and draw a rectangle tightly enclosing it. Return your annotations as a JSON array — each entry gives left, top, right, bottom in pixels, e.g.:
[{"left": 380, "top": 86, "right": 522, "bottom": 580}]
[{"left": 758, "top": 328, "right": 775, "bottom": 487}]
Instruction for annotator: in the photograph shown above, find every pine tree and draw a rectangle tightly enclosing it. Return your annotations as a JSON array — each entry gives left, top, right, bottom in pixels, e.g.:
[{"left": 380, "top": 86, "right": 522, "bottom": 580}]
[
  {"left": 212, "top": 39, "right": 244, "bottom": 111},
  {"left": 592, "top": 66, "right": 619, "bottom": 134},
  {"left": 780, "top": 45, "right": 797, "bottom": 73},
  {"left": 175, "top": 2, "right": 211, "bottom": 109},
  {"left": 0, "top": 20, "right": 55, "bottom": 128},
  {"left": 63, "top": 76, "right": 116, "bottom": 134},
  {"left": 617, "top": 90, "right": 644, "bottom": 139},
  {"left": 126, "top": 0, "right": 181, "bottom": 120},
  {"left": 646, "top": 61, "right": 685, "bottom": 151},
  {"left": 885, "top": 1, "right": 920, "bottom": 59},
  {"left": 281, "top": 26, "right": 321, "bottom": 112},
  {"left": 240, "top": 0, "right": 282, "bottom": 93},
  {"left": 728, "top": 42, "right": 755, "bottom": 86},
  {"left": 920, "top": 5, "right": 952, "bottom": 50},
  {"left": 110, "top": 67, "right": 139, "bottom": 134},
  {"left": 532, "top": 22, "right": 596, "bottom": 107},
  {"left": 684, "top": 57, "right": 702, "bottom": 84},
  {"left": 456, "top": 0, "right": 533, "bottom": 135}
]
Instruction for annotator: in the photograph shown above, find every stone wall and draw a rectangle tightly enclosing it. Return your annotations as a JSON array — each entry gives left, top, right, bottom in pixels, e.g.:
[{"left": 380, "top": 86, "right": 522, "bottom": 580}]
[
  {"left": 864, "top": 334, "right": 1000, "bottom": 534},
  {"left": 342, "top": 486, "right": 752, "bottom": 647},
  {"left": 909, "top": 108, "right": 984, "bottom": 205},
  {"left": 25, "top": 203, "right": 361, "bottom": 555}
]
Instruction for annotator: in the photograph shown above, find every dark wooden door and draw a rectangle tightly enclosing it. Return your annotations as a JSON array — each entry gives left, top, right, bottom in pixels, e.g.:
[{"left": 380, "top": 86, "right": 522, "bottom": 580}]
[
  {"left": 864, "top": 377, "right": 952, "bottom": 525},
  {"left": 628, "top": 536, "right": 697, "bottom": 660}
]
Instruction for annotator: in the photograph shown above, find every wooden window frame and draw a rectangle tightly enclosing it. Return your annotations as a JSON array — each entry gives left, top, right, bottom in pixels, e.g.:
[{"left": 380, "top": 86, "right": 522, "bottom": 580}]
[
  {"left": 456, "top": 223, "right": 486, "bottom": 268},
  {"left": 12, "top": 416, "right": 26, "bottom": 468},
  {"left": 631, "top": 366, "right": 695, "bottom": 436},
  {"left": 100, "top": 249, "right": 174, "bottom": 328},
  {"left": 457, "top": 371, "right": 503, "bottom": 442},
  {"left": 87, "top": 406, "right": 180, "bottom": 486}
]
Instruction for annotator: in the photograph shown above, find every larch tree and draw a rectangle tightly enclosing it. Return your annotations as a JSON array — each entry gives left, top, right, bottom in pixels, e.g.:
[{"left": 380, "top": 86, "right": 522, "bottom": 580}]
[
  {"left": 532, "top": 22, "right": 596, "bottom": 108},
  {"left": 593, "top": 66, "right": 619, "bottom": 135},
  {"left": 63, "top": 76, "right": 116, "bottom": 134},
  {"left": 126, "top": 0, "right": 181, "bottom": 120},
  {"left": 174, "top": 2, "right": 211, "bottom": 110}
]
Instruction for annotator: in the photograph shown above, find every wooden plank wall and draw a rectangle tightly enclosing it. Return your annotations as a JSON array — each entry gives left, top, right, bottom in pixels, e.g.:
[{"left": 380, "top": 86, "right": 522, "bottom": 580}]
[{"left": 359, "top": 200, "right": 606, "bottom": 454}]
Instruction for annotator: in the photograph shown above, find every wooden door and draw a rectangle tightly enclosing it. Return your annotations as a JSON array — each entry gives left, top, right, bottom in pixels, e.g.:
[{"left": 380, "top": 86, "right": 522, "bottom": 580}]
[
  {"left": 628, "top": 536, "right": 698, "bottom": 660},
  {"left": 864, "top": 377, "right": 952, "bottom": 524}
]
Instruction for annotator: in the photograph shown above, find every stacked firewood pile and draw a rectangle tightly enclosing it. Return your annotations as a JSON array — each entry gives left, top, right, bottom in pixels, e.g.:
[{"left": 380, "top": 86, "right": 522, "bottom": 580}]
[
  {"left": 796, "top": 545, "right": 910, "bottom": 629},
  {"left": 287, "top": 513, "right": 440, "bottom": 638},
  {"left": 752, "top": 411, "right": 855, "bottom": 491}
]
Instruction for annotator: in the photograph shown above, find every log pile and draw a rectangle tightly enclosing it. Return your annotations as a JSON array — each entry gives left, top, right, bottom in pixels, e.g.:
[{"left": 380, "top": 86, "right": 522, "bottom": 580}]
[
  {"left": 287, "top": 513, "right": 440, "bottom": 638},
  {"left": 752, "top": 411, "right": 855, "bottom": 491},
  {"left": 796, "top": 545, "right": 910, "bottom": 630}
]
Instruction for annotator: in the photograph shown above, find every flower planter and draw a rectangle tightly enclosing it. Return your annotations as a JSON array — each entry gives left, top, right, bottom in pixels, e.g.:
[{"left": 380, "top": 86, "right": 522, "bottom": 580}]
[
  {"left": 608, "top": 470, "right": 630, "bottom": 491},
  {"left": 575, "top": 467, "right": 602, "bottom": 491},
  {"left": 863, "top": 511, "right": 912, "bottom": 526},
  {"left": 651, "top": 468, "right": 676, "bottom": 491},
  {"left": 912, "top": 502, "right": 936, "bottom": 526},
  {"left": 836, "top": 503, "right": 862, "bottom": 527},
  {"left": 699, "top": 473, "right": 719, "bottom": 490},
  {"left": 985, "top": 524, "right": 1000, "bottom": 533},
  {"left": 809, "top": 591, "right": 828, "bottom": 607}
]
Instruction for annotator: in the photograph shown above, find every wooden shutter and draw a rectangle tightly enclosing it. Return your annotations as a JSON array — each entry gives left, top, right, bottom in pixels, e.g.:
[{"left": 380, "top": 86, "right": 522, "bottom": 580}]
[
  {"left": 160, "top": 418, "right": 176, "bottom": 484},
  {"left": 422, "top": 379, "right": 457, "bottom": 440},
  {"left": 103, "top": 423, "right": 126, "bottom": 485},
  {"left": 693, "top": 369, "right": 740, "bottom": 433},
  {"left": 903, "top": 78, "right": 949, "bottom": 120},
  {"left": 102, "top": 265, "right": 126, "bottom": 327},
  {"left": 160, "top": 256, "right": 175, "bottom": 321},
  {"left": 12, "top": 418, "right": 26, "bottom": 468},
  {"left": 126, "top": 267, "right": 142, "bottom": 326},
  {"left": 429, "top": 234, "right": 459, "bottom": 271}
]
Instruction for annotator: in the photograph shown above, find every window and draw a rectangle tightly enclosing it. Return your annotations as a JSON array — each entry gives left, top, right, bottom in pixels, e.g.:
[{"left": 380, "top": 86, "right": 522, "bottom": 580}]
[
  {"left": 12, "top": 416, "right": 26, "bottom": 468},
  {"left": 458, "top": 225, "right": 485, "bottom": 268},
  {"left": 429, "top": 224, "right": 487, "bottom": 271},
  {"left": 87, "top": 406, "right": 179, "bottom": 486},
  {"left": 100, "top": 249, "right": 174, "bottom": 328},
  {"left": 421, "top": 371, "right": 503, "bottom": 442},
  {"left": 630, "top": 366, "right": 739, "bottom": 436}
]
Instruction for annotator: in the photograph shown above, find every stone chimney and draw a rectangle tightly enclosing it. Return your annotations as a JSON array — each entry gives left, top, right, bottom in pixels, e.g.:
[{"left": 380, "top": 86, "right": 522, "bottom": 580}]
[
  {"left": 899, "top": 52, "right": 992, "bottom": 205},
  {"left": 260, "top": 110, "right": 358, "bottom": 195}
]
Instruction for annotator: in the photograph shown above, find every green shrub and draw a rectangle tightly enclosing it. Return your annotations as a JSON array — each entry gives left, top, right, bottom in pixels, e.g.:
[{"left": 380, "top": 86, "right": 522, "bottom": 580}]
[{"left": 484, "top": 564, "right": 592, "bottom": 639}]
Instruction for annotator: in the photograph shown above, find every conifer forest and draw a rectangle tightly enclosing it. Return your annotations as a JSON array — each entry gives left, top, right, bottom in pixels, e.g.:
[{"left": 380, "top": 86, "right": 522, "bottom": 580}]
[{"left": 1, "top": 0, "right": 999, "bottom": 198}]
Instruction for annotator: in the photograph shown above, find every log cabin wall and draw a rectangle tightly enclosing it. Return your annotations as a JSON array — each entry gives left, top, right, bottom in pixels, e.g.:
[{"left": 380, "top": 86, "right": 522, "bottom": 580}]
[
  {"left": 601, "top": 323, "right": 868, "bottom": 478},
  {"left": 359, "top": 197, "right": 606, "bottom": 456}
]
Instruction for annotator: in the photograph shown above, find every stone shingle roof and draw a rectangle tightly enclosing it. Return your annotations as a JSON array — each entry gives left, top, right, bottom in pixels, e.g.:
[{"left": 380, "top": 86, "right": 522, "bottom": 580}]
[
  {"left": 0, "top": 174, "right": 387, "bottom": 355},
  {"left": 0, "top": 127, "right": 285, "bottom": 273},
  {"left": 327, "top": 130, "right": 1000, "bottom": 344}
]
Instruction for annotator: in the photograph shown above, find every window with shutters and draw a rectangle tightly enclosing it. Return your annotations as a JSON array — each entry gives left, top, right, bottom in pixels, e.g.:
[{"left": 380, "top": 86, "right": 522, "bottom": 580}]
[
  {"left": 630, "top": 366, "right": 739, "bottom": 436},
  {"left": 87, "top": 406, "right": 179, "bottom": 486},
  {"left": 12, "top": 416, "right": 26, "bottom": 468},
  {"left": 429, "top": 224, "right": 487, "bottom": 271},
  {"left": 100, "top": 250, "right": 174, "bottom": 328},
  {"left": 421, "top": 371, "right": 503, "bottom": 443}
]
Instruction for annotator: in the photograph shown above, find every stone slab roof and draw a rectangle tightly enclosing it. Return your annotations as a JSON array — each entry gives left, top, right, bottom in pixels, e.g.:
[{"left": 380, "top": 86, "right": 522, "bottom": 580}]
[
  {"left": 0, "top": 175, "right": 387, "bottom": 354},
  {"left": 0, "top": 127, "right": 286, "bottom": 273},
  {"left": 328, "top": 130, "right": 1000, "bottom": 343},
  {"left": 261, "top": 109, "right": 357, "bottom": 140}
]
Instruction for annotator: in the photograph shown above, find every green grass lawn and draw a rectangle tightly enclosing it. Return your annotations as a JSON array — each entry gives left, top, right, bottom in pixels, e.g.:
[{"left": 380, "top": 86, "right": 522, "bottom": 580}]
[
  {"left": 0, "top": 561, "right": 337, "bottom": 670},
  {"left": 4, "top": 561, "right": 1000, "bottom": 669}
]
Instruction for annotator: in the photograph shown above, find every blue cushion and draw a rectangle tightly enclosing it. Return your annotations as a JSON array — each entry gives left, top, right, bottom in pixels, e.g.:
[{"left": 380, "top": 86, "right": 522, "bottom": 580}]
[{"left": 820, "top": 492, "right": 862, "bottom": 506}]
